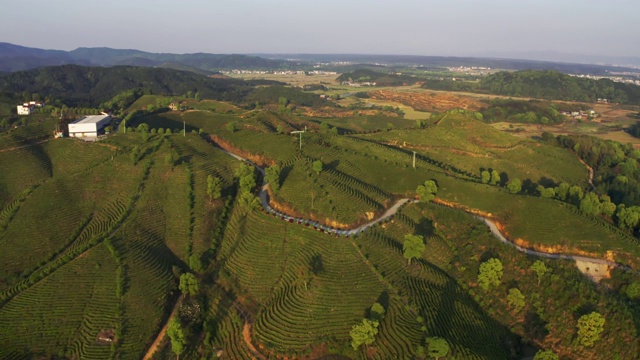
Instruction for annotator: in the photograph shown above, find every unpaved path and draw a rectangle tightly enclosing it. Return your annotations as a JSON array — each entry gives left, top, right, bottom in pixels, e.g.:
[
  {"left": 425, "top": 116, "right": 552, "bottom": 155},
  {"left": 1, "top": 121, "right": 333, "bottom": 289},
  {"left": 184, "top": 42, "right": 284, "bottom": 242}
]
[
  {"left": 242, "top": 322, "right": 265, "bottom": 360},
  {"left": 214, "top": 140, "right": 637, "bottom": 276},
  {"left": 143, "top": 294, "right": 185, "bottom": 360}
]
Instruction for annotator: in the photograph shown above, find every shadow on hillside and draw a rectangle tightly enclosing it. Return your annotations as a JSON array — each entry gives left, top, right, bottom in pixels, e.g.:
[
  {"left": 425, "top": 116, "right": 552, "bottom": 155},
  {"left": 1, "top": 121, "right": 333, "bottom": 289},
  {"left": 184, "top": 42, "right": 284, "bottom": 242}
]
[
  {"left": 14, "top": 133, "right": 53, "bottom": 178},
  {"left": 413, "top": 259, "right": 518, "bottom": 358}
]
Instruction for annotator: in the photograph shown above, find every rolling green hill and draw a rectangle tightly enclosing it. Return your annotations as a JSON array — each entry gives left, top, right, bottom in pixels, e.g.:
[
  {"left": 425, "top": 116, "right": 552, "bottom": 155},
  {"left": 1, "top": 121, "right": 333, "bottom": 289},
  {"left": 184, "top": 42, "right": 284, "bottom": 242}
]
[{"left": 1, "top": 84, "right": 640, "bottom": 359}]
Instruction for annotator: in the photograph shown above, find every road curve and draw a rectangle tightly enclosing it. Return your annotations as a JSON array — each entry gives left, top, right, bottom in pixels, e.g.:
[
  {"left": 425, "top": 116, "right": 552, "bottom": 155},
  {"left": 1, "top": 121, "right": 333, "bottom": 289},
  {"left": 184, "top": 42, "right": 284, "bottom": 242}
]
[{"left": 214, "top": 142, "right": 637, "bottom": 273}]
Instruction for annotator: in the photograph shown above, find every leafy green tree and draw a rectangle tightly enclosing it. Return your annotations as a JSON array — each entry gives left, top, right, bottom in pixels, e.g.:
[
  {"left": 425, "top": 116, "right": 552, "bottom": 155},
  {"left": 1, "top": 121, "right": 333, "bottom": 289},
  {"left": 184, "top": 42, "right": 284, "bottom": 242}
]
[
  {"left": 626, "top": 282, "right": 640, "bottom": 300},
  {"left": 167, "top": 318, "right": 185, "bottom": 360},
  {"left": 417, "top": 180, "right": 438, "bottom": 202},
  {"left": 481, "top": 170, "right": 491, "bottom": 184},
  {"left": 490, "top": 170, "right": 501, "bottom": 185},
  {"left": 507, "top": 288, "right": 526, "bottom": 312},
  {"left": 576, "top": 312, "right": 605, "bottom": 347},
  {"left": 403, "top": 234, "right": 425, "bottom": 264},
  {"left": 580, "top": 192, "right": 602, "bottom": 216},
  {"left": 136, "top": 123, "right": 149, "bottom": 133},
  {"left": 166, "top": 128, "right": 173, "bottom": 135},
  {"left": 350, "top": 319, "right": 379, "bottom": 350},
  {"left": 616, "top": 205, "right": 640, "bottom": 229},
  {"left": 188, "top": 253, "right": 203, "bottom": 273},
  {"left": 537, "top": 185, "right": 555, "bottom": 199},
  {"left": 370, "top": 303, "right": 385, "bottom": 321},
  {"left": 555, "top": 182, "right": 570, "bottom": 201},
  {"left": 569, "top": 185, "right": 584, "bottom": 204},
  {"left": 207, "top": 175, "right": 222, "bottom": 202},
  {"left": 533, "top": 349, "right": 559, "bottom": 360},
  {"left": 265, "top": 165, "right": 281, "bottom": 193},
  {"left": 179, "top": 273, "right": 199, "bottom": 296},
  {"left": 278, "top": 97, "right": 288, "bottom": 114},
  {"left": 226, "top": 121, "right": 236, "bottom": 133},
  {"left": 312, "top": 160, "right": 323, "bottom": 175},
  {"left": 600, "top": 195, "right": 616, "bottom": 217},
  {"left": 478, "top": 258, "right": 503, "bottom": 290},
  {"left": 507, "top": 178, "right": 522, "bottom": 194},
  {"left": 195, "top": 91, "right": 201, "bottom": 101},
  {"left": 426, "top": 337, "right": 450, "bottom": 360},
  {"left": 530, "top": 260, "right": 548, "bottom": 285}
]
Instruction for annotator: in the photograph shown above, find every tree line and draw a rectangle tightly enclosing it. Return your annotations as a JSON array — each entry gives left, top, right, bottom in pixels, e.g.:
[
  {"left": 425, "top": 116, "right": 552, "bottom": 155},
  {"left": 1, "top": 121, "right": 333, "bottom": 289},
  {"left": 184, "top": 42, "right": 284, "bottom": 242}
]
[{"left": 423, "top": 70, "right": 640, "bottom": 105}]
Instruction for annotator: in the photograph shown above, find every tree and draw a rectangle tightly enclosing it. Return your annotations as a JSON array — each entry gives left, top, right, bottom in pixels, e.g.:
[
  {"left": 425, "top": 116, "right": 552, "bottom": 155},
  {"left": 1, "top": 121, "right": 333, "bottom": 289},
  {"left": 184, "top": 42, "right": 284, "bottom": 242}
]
[
  {"left": 568, "top": 185, "right": 584, "bottom": 204},
  {"left": 350, "top": 319, "right": 379, "bottom": 350},
  {"left": 478, "top": 258, "right": 503, "bottom": 290},
  {"left": 576, "top": 312, "right": 605, "bottom": 347},
  {"left": 530, "top": 260, "right": 548, "bottom": 285},
  {"left": 195, "top": 91, "right": 201, "bottom": 101},
  {"left": 555, "top": 182, "right": 570, "bottom": 201},
  {"left": 533, "top": 349, "right": 559, "bottom": 360},
  {"left": 312, "top": 160, "right": 323, "bottom": 175},
  {"left": 626, "top": 282, "right": 640, "bottom": 300},
  {"left": 403, "top": 234, "right": 425, "bottom": 264},
  {"left": 370, "top": 303, "right": 385, "bottom": 321},
  {"left": 165, "top": 151, "right": 178, "bottom": 170},
  {"left": 278, "top": 97, "right": 288, "bottom": 114},
  {"left": 179, "top": 273, "right": 199, "bottom": 296},
  {"left": 130, "top": 145, "right": 140, "bottom": 165},
  {"left": 481, "top": 170, "right": 491, "bottom": 184},
  {"left": 226, "top": 121, "right": 236, "bottom": 133},
  {"left": 537, "top": 185, "right": 555, "bottom": 199},
  {"left": 507, "top": 178, "right": 522, "bottom": 194},
  {"left": 580, "top": 192, "right": 602, "bottom": 216},
  {"left": 167, "top": 318, "right": 185, "bottom": 360},
  {"left": 166, "top": 128, "right": 173, "bottom": 135},
  {"left": 188, "top": 253, "right": 203, "bottom": 273},
  {"left": 265, "top": 165, "right": 281, "bottom": 193},
  {"left": 490, "top": 170, "right": 501, "bottom": 185},
  {"left": 616, "top": 205, "right": 640, "bottom": 230},
  {"left": 507, "top": 288, "right": 526, "bottom": 312},
  {"left": 426, "top": 337, "right": 449, "bottom": 360},
  {"left": 417, "top": 180, "right": 438, "bottom": 202},
  {"left": 600, "top": 195, "right": 616, "bottom": 217},
  {"left": 207, "top": 175, "right": 222, "bottom": 202}
]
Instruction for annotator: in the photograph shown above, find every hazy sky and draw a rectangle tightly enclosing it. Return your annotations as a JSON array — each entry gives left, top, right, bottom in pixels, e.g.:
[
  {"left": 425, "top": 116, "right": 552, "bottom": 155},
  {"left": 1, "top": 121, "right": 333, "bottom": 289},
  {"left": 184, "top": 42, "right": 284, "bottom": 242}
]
[{"left": 2, "top": 0, "right": 639, "bottom": 57}]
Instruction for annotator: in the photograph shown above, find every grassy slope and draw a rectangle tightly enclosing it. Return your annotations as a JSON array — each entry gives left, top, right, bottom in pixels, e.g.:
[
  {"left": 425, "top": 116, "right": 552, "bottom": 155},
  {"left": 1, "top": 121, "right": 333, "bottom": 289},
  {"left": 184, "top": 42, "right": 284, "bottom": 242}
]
[{"left": 0, "top": 133, "right": 239, "bottom": 359}]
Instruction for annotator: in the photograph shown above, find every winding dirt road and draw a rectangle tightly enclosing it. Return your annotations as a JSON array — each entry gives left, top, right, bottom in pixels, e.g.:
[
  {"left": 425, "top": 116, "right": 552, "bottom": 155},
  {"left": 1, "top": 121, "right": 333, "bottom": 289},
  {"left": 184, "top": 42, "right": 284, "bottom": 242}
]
[{"left": 215, "top": 142, "right": 637, "bottom": 275}]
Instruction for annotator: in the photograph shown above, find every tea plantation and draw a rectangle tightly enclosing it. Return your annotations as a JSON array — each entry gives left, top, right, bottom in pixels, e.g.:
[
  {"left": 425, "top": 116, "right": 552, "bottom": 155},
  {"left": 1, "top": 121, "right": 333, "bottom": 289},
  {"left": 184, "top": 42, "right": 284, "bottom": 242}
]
[{"left": 1, "top": 105, "right": 639, "bottom": 360}]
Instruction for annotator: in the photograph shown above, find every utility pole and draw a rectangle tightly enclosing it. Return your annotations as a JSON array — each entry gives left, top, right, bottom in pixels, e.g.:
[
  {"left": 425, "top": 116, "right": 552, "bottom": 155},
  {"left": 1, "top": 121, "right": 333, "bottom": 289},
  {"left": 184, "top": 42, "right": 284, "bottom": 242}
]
[
  {"left": 413, "top": 151, "right": 416, "bottom": 169},
  {"left": 290, "top": 126, "right": 307, "bottom": 150},
  {"left": 183, "top": 120, "right": 186, "bottom": 137}
]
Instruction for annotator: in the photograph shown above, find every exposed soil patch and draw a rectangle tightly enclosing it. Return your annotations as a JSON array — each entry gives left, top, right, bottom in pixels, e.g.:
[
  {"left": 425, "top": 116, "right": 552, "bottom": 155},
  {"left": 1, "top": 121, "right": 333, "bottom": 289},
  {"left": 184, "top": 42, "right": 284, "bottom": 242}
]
[{"left": 369, "top": 90, "right": 484, "bottom": 112}]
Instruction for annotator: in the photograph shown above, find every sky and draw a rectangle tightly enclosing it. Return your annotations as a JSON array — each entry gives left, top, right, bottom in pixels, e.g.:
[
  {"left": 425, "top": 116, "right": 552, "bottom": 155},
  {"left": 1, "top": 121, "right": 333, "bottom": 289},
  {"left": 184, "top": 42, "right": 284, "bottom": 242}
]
[{"left": 2, "top": 0, "right": 639, "bottom": 59}]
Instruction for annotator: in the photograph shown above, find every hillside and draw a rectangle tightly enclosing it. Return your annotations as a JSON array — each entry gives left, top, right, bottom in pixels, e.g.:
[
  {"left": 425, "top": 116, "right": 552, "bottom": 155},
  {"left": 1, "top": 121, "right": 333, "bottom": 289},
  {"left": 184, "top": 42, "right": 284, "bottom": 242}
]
[
  {"left": 1, "top": 76, "right": 640, "bottom": 359},
  {"left": 423, "top": 70, "right": 640, "bottom": 105},
  {"left": 0, "top": 42, "right": 298, "bottom": 72},
  {"left": 0, "top": 65, "right": 282, "bottom": 107}
]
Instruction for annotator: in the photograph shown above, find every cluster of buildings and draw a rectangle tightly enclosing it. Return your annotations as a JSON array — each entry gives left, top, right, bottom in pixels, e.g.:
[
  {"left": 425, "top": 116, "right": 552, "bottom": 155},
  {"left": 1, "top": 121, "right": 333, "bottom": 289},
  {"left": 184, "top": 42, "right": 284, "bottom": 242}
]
[
  {"left": 341, "top": 81, "right": 377, "bottom": 87},
  {"left": 570, "top": 73, "right": 640, "bottom": 86},
  {"left": 221, "top": 69, "right": 337, "bottom": 75},
  {"left": 16, "top": 101, "right": 45, "bottom": 115},
  {"left": 560, "top": 110, "right": 597, "bottom": 120}
]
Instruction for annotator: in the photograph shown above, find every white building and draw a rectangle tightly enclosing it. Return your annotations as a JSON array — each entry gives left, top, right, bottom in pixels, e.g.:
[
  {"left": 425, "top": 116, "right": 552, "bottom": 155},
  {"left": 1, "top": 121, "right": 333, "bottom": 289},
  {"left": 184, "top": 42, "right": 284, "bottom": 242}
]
[
  {"left": 17, "top": 105, "right": 33, "bottom": 115},
  {"left": 68, "top": 115, "right": 111, "bottom": 138}
]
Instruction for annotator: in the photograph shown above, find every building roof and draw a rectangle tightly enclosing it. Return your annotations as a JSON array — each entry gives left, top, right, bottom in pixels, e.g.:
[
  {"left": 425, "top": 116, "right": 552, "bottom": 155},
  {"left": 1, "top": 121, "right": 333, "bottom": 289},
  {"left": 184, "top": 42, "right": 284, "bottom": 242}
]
[{"left": 71, "top": 115, "right": 111, "bottom": 125}]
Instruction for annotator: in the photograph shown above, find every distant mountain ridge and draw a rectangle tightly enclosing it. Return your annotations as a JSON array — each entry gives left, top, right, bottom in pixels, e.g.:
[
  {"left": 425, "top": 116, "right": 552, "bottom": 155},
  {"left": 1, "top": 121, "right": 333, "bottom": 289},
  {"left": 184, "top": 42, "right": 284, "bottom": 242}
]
[{"left": 0, "top": 43, "right": 298, "bottom": 72}]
